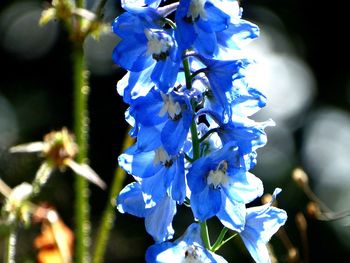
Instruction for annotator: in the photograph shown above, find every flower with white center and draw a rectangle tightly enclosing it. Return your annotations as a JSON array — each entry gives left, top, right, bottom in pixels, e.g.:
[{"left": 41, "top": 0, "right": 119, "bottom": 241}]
[
  {"left": 187, "top": 142, "right": 262, "bottom": 229},
  {"left": 146, "top": 223, "right": 228, "bottom": 263}
]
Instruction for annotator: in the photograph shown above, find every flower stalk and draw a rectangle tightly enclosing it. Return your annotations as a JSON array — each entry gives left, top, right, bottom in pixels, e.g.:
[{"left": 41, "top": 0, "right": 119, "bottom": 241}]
[
  {"left": 4, "top": 229, "right": 17, "bottom": 263},
  {"left": 73, "top": 43, "right": 91, "bottom": 263}
]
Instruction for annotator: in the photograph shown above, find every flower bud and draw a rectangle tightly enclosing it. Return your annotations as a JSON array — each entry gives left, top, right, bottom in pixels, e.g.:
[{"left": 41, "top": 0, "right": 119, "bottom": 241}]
[{"left": 292, "top": 167, "right": 309, "bottom": 188}]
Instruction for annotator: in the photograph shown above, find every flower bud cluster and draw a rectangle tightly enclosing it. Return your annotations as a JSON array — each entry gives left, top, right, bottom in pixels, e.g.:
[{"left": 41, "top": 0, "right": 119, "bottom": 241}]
[{"left": 113, "top": 0, "right": 287, "bottom": 261}]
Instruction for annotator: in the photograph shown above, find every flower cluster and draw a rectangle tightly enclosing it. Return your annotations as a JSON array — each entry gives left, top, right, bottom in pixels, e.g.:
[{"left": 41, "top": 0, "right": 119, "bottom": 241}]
[{"left": 113, "top": 0, "right": 287, "bottom": 262}]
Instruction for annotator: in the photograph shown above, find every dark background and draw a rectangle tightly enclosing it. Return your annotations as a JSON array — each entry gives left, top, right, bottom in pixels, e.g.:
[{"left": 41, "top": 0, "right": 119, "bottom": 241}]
[{"left": 1, "top": 0, "right": 350, "bottom": 262}]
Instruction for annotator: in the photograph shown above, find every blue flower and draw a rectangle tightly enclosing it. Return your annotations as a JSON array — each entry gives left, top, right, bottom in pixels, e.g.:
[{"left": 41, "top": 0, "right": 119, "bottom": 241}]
[
  {"left": 175, "top": 0, "right": 258, "bottom": 59},
  {"left": 118, "top": 145, "right": 186, "bottom": 204},
  {"left": 200, "top": 58, "right": 266, "bottom": 123},
  {"left": 217, "top": 117, "right": 275, "bottom": 169},
  {"left": 240, "top": 188, "right": 287, "bottom": 263},
  {"left": 145, "top": 223, "right": 228, "bottom": 262},
  {"left": 187, "top": 142, "right": 263, "bottom": 230},
  {"left": 117, "top": 182, "right": 177, "bottom": 242},
  {"left": 128, "top": 87, "right": 193, "bottom": 155},
  {"left": 113, "top": 11, "right": 181, "bottom": 92}
]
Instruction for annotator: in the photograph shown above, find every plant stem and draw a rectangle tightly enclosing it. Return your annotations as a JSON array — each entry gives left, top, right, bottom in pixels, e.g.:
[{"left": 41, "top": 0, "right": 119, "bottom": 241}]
[
  {"left": 73, "top": 44, "right": 91, "bottom": 263},
  {"left": 183, "top": 57, "right": 192, "bottom": 90},
  {"left": 184, "top": 54, "right": 211, "bottom": 248},
  {"left": 190, "top": 120, "right": 200, "bottom": 160},
  {"left": 92, "top": 133, "right": 134, "bottom": 263},
  {"left": 93, "top": 0, "right": 108, "bottom": 19},
  {"left": 200, "top": 221, "right": 211, "bottom": 249},
  {"left": 211, "top": 227, "right": 228, "bottom": 252},
  {"left": 4, "top": 229, "right": 16, "bottom": 263},
  {"left": 75, "top": 0, "right": 85, "bottom": 9},
  {"left": 32, "top": 161, "right": 53, "bottom": 196}
]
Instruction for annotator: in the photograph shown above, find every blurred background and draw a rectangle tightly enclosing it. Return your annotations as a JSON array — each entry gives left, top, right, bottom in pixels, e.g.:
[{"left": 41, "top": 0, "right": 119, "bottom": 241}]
[{"left": 0, "top": 0, "right": 350, "bottom": 262}]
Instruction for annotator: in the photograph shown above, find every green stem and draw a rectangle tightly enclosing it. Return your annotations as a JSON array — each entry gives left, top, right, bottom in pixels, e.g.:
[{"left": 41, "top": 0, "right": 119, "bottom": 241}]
[
  {"left": 163, "top": 18, "right": 177, "bottom": 29},
  {"left": 198, "top": 128, "right": 218, "bottom": 144},
  {"left": 75, "top": 0, "right": 85, "bottom": 8},
  {"left": 200, "top": 221, "right": 211, "bottom": 250},
  {"left": 190, "top": 68, "right": 207, "bottom": 81},
  {"left": 211, "top": 227, "right": 228, "bottom": 252},
  {"left": 32, "top": 161, "right": 53, "bottom": 196},
  {"left": 183, "top": 57, "right": 200, "bottom": 160},
  {"left": 184, "top": 152, "right": 194, "bottom": 163},
  {"left": 73, "top": 44, "right": 91, "bottom": 263},
  {"left": 190, "top": 120, "right": 200, "bottom": 160},
  {"left": 183, "top": 57, "right": 192, "bottom": 90},
  {"left": 4, "top": 229, "right": 16, "bottom": 263},
  {"left": 92, "top": 133, "right": 134, "bottom": 263},
  {"left": 219, "top": 233, "right": 238, "bottom": 249},
  {"left": 184, "top": 53, "right": 211, "bottom": 248}
]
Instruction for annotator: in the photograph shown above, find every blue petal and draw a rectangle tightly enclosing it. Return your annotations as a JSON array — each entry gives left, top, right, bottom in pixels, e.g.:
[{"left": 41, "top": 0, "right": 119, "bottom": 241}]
[
  {"left": 151, "top": 58, "right": 180, "bottom": 93},
  {"left": 199, "top": 2, "right": 229, "bottom": 32},
  {"left": 241, "top": 189, "right": 287, "bottom": 262},
  {"left": 145, "top": 242, "right": 176, "bottom": 263},
  {"left": 187, "top": 157, "right": 211, "bottom": 194},
  {"left": 116, "top": 182, "right": 147, "bottom": 217},
  {"left": 216, "top": 192, "right": 246, "bottom": 232},
  {"left": 131, "top": 89, "right": 167, "bottom": 126},
  {"left": 112, "top": 12, "right": 145, "bottom": 38},
  {"left": 219, "top": 20, "right": 259, "bottom": 49},
  {"left": 118, "top": 145, "right": 160, "bottom": 178},
  {"left": 141, "top": 168, "right": 167, "bottom": 208},
  {"left": 168, "top": 155, "right": 186, "bottom": 203},
  {"left": 117, "top": 67, "right": 155, "bottom": 104},
  {"left": 190, "top": 186, "right": 221, "bottom": 221},
  {"left": 161, "top": 112, "right": 192, "bottom": 155},
  {"left": 245, "top": 189, "right": 287, "bottom": 243},
  {"left": 240, "top": 237, "right": 271, "bottom": 263},
  {"left": 136, "top": 124, "right": 162, "bottom": 151},
  {"left": 174, "top": 0, "right": 197, "bottom": 50},
  {"left": 194, "top": 29, "right": 217, "bottom": 58},
  {"left": 113, "top": 38, "right": 154, "bottom": 72},
  {"left": 145, "top": 195, "right": 177, "bottom": 242},
  {"left": 223, "top": 171, "right": 264, "bottom": 204}
]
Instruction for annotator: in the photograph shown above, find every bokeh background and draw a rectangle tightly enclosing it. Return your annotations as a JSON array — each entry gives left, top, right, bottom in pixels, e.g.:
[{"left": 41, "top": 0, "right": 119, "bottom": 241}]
[{"left": 1, "top": 0, "right": 350, "bottom": 262}]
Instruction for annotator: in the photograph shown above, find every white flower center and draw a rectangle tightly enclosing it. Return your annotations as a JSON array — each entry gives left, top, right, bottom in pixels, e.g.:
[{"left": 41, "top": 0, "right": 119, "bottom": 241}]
[
  {"left": 207, "top": 160, "right": 228, "bottom": 188},
  {"left": 187, "top": 0, "right": 207, "bottom": 21},
  {"left": 144, "top": 29, "right": 173, "bottom": 59},
  {"left": 154, "top": 147, "right": 173, "bottom": 167},
  {"left": 182, "top": 245, "right": 204, "bottom": 263},
  {"left": 159, "top": 92, "right": 182, "bottom": 120}
]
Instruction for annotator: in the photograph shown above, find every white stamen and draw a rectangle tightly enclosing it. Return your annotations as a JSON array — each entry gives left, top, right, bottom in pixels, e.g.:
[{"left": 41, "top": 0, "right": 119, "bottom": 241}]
[
  {"left": 159, "top": 92, "right": 182, "bottom": 120},
  {"left": 144, "top": 29, "right": 173, "bottom": 56},
  {"left": 187, "top": 0, "right": 207, "bottom": 21},
  {"left": 207, "top": 160, "right": 229, "bottom": 188},
  {"left": 182, "top": 245, "right": 203, "bottom": 263},
  {"left": 154, "top": 147, "right": 172, "bottom": 166}
]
